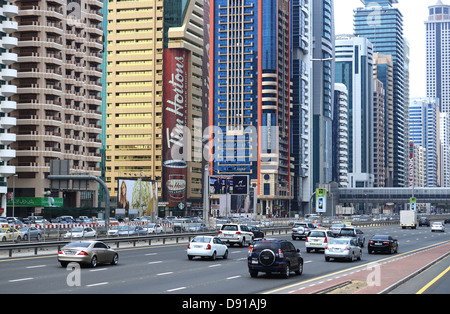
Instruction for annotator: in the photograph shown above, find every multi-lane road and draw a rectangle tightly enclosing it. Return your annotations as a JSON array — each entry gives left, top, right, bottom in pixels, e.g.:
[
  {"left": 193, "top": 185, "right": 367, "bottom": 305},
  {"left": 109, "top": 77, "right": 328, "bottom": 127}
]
[{"left": 0, "top": 224, "right": 448, "bottom": 295}]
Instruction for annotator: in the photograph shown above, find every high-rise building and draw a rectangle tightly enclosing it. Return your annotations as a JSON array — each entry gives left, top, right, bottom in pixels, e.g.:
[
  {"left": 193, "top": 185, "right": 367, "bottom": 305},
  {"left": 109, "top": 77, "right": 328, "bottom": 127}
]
[
  {"left": 106, "top": 0, "right": 205, "bottom": 215},
  {"left": 373, "top": 79, "right": 386, "bottom": 187},
  {"left": 291, "top": 0, "right": 312, "bottom": 215},
  {"left": 426, "top": 0, "right": 450, "bottom": 114},
  {"left": 440, "top": 112, "right": 450, "bottom": 186},
  {"left": 354, "top": 0, "right": 408, "bottom": 187},
  {"left": 0, "top": 0, "right": 18, "bottom": 216},
  {"left": 335, "top": 35, "right": 374, "bottom": 188},
  {"left": 332, "top": 83, "right": 349, "bottom": 188},
  {"left": 210, "top": 0, "right": 294, "bottom": 217},
  {"left": 311, "top": 0, "right": 335, "bottom": 189},
  {"left": 409, "top": 98, "right": 440, "bottom": 187},
  {"left": 10, "top": 0, "right": 103, "bottom": 215},
  {"left": 373, "top": 53, "right": 394, "bottom": 186}
]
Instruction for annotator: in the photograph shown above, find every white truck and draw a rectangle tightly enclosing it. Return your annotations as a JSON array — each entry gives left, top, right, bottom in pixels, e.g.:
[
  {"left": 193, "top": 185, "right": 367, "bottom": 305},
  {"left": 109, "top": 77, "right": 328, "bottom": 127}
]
[{"left": 400, "top": 210, "right": 417, "bottom": 229}]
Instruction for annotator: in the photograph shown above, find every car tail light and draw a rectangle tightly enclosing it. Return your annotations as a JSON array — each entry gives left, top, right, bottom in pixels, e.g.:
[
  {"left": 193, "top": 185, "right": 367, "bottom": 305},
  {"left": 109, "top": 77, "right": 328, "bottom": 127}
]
[
  {"left": 77, "top": 251, "right": 88, "bottom": 256},
  {"left": 187, "top": 243, "right": 191, "bottom": 249},
  {"left": 369, "top": 240, "right": 374, "bottom": 245},
  {"left": 345, "top": 246, "right": 350, "bottom": 251},
  {"left": 58, "top": 250, "right": 63, "bottom": 255},
  {"left": 325, "top": 245, "right": 328, "bottom": 250},
  {"left": 218, "top": 231, "right": 222, "bottom": 234},
  {"left": 235, "top": 231, "right": 241, "bottom": 235},
  {"left": 278, "top": 249, "right": 284, "bottom": 258},
  {"left": 383, "top": 241, "right": 390, "bottom": 245},
  {"left": 305, "top": 236, "right": 308, "bottom": 242},
  {"left": 206, "top": 244, "right": 211, "bottom": 250},
  {"left": 324, "top": 237, "right": 328, "bottom": 243}
]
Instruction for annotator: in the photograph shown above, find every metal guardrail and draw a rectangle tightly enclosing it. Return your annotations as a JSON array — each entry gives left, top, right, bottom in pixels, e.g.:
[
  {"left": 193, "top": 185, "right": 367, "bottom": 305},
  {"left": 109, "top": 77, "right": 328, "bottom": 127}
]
[{"left": 0, "top": 220, "right": 408, "bottom": 258}]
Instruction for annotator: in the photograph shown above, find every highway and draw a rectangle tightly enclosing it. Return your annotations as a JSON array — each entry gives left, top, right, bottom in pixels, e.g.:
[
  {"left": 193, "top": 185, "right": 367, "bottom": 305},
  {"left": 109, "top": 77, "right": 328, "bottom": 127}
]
[{"left": 0, "top": 224, "right": 449, "bottom": 295}]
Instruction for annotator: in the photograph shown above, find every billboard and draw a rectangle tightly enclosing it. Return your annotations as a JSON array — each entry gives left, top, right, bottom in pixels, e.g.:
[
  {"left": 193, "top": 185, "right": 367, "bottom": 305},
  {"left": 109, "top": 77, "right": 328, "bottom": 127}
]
[
  {"left": 117, "top": 178, "right": 158, "bottom": 217},
  {"left": 163, "top": 48, "right": 189, "bottom": 203},
  {"left": 209, "top": 175, "right": 249, "bottom": 195}
]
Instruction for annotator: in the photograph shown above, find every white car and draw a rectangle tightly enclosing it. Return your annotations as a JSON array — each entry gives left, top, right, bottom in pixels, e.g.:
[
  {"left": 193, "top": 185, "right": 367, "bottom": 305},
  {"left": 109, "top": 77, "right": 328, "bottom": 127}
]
[
  {"left": 187, "top": 236, "right": 228, "bottom": 260},
  {"left": 143, "top": 223, "right": 163, "bottom": 234},
  {"left": 305, "top": 229, "right": 334, "bottom": 253},
  {"left": 431, "top": 222, "right": 445, "bottom": 232},
  {"left": 325, "top": 237, "right": 362, "bottom": 262},
  {"left": 64, "top": 227, "right": 97, "bottom": 238},
  {"left": 218, "top": 224, "right": 254, "bottom": 247},
  {"left": 107, "top": 225, "right": 119, "bottom": 236}
]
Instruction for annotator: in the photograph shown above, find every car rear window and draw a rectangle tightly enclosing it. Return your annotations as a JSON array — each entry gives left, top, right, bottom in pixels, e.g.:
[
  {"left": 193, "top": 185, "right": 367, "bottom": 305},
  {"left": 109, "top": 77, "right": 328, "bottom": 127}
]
[
  {"left": 309, "top": 231, "right": 326, "bottom": 237},
  {"left": 371, "top": 235, "right": 389, "bottom": 241},
  {"left": 340, "top": 229, "right": 355, "bottom": 236},
  {"left": 329, "top": 239, "right": 349, "bottom": 245},
  {"left": 65, "top": 242, "right": 91, "bottom": 248},
  {"left": 222, "top": 225, "right": 238, "bottom": 231},
  {"left": 192, "top": 236, "right": 211, "bottom": 243},
  {"left": 252, "top": 242, "right": 279, "bottom": 252}
]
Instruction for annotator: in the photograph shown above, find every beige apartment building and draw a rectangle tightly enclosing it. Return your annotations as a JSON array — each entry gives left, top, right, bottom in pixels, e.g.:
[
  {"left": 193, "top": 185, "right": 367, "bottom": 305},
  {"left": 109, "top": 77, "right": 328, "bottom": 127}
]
[
  {"left": 106, "top": 0, "right": 205, "bottom": 214},
  {"left": 9, "top": 0, "right": 103, "bottom": 214}
]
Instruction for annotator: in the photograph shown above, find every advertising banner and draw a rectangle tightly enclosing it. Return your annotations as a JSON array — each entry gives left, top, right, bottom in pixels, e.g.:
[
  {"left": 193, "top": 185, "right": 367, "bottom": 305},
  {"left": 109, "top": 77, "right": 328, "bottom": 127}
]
[
  {"left": 163, "top": 48, "right": 189, "bottom": 203},
  {"left": 209, "top": 175, "right": 249, "bottom": 195},
  {"left": 117, "top": 178, "right": 158, "bottom": 217},
  {"left": 316, "top": 188, "right": 327, "bottom": 213}
]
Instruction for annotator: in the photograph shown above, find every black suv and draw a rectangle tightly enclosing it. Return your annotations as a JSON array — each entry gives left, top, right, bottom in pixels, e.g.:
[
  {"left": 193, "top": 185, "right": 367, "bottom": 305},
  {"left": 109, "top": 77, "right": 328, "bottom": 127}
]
[{"left": 248, "top": 239, "right": 303, "bottom": 279}]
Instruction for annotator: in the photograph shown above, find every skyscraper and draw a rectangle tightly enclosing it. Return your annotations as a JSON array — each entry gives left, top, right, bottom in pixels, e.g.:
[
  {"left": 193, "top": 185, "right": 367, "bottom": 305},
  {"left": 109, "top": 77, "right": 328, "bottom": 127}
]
[
  {"left": 0, "top": 0, "right": 18, "bottom": 215},
  {"left": 291, "top": 0, "right": 312, "bottom": 215},
  {"left": 106, "top": 0, "right": 205, "bottom": 215},
  {"left": 210, "top": 0, "right": 293, "bottom": 217},
  {"left": 426, "top": 0, "right": 450, "bottom": 114},
  {"left": 335, "top": 35, "right": 374, "bottom": 188},
  {"left": 11, "top": 0, "right": 103, "bottom": 214},
  {"left": 354, "top": 0, "right": 408, "bottom": 187}
]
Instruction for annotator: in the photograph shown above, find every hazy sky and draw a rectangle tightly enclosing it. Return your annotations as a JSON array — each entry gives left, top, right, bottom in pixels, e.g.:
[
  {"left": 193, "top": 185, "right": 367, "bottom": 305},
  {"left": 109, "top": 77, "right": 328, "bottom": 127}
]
[{"left": 334, "top": 0, "right": 442, "bottom": 99}]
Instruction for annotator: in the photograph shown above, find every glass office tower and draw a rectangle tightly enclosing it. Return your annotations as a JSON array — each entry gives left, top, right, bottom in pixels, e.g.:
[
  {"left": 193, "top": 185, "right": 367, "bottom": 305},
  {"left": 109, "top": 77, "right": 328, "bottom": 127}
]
[{"left": 354, "top": 0, "right": 408, "bottom": 187}]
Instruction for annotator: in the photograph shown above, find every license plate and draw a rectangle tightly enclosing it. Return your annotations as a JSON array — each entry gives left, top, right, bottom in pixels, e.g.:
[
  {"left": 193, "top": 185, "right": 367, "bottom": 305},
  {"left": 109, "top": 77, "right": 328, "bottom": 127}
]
[
  {"left": 194, "top": 245, "right": 202, "bottom": 249},
  {"left": 375, "top": 243, "right": 382, "bottom": 245},
  {"left": 64, "top": 250, "right": 76, "bottom": 255},
  {"left": 311, "top": 243, "right": 321, "bottom": 245},
  {"left": 252, "top": 259, "right": 258, "bottom": 264}
]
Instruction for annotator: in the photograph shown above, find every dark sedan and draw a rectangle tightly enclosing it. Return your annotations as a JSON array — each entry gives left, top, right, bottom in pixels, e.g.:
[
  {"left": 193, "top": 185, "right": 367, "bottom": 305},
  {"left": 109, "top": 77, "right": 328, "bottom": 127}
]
[
  {"left": 248, "top": 226, "right": 264, "bottom": 239},
  {"left": 368, "top": 235, "right": 398, "bottom": 254}
]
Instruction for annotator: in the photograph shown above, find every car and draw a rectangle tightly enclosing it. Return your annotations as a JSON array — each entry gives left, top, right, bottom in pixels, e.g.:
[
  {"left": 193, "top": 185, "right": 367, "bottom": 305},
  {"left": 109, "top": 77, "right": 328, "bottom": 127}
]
[
  {"left": 444, "top": 218, "right": 450, "bottom": 224},
  {"left": 305, "top": 229, "right": 334, "bottom": 253},
  {"left": 248, "top": 226, "right": 265, "bottom": 239},
  {"left": 324, "top": 237, "right": 362, "bottom": 262},
  {"left": 329, "top": 223, "right": 350, "bottom": 236},
  {"left": 419, "top": 217, "right": 431, "bottom": 227},
  {"left": 247, "top": 239, "right": 303, "bottom": 279},
  {"left": 64, "top": 227, "right": 97, "bottom": 238},
  {"left": 368, "top": 235, "right": 398, "bottom": 254},
  {"left": 338, "top": 227, "right": 365, "bottom": 247},
  {"left": 187, "top": 236, "right": 228, "bottom": 260},
  {"left": 18, "top": 226, "right": 43, "bottom": 241},
  {"left": 58, "top": 240, "right": 119, "bottom": 268},
  {"left": 107, "top": 225, "right": 119, "bottom": 236},
  {"left": 143, "top": 223, "right": 164, "bottom": 234},
  {"left": 116, "top": 225, "right": 147, "bottom": 236},
  {"left": 291, "top": 222, "right": 315, "bottom": 240},
  {"left": 431, "top": 222, "right": 445, "bottom": 232},
  {"left": 0, "top": 227, "right": 22, "bottom": 242},
  {"left": 218, "top": 224, "right": 254, "bottom": 247},
  {"left": 187, "top": 223, "right": 209, "bottom": 232}
]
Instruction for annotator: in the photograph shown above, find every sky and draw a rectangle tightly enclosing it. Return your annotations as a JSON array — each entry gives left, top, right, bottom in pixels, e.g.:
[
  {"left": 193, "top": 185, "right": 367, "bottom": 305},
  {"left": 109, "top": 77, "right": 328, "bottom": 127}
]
[{"left": 334, "top": 0, "right": 442, "bottom": 99}]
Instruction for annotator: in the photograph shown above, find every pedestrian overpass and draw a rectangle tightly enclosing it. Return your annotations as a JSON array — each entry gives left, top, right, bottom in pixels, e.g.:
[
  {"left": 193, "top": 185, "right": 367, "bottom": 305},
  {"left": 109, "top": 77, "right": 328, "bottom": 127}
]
[{"left": 338, "top": 188, "right": 450, "bottom": 204}]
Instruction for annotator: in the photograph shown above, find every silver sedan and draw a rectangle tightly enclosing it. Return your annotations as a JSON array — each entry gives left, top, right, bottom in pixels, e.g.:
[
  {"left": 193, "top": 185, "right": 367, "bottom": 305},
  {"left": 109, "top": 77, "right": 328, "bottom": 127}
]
[
  {"left": 325, "top": 237, "right": 362, "bottom": 262},
  {"left": 58, "top": 240, "right": 119, "bottom": 268}
]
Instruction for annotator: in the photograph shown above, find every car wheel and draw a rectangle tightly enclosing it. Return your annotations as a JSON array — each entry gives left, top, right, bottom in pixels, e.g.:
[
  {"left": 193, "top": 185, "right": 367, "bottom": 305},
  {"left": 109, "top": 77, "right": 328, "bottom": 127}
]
[
  {"left": 211, "top": 251, "right": 217, "bottom": 261},
  {"left": 223, "top": 250, "right": 228, "bottom": 259},
  {"left": 358, "top": 250, "right": 362, "bottom": 261},
  {"left": 188, "top": 255, "right": 193, "bottom": 260},
  {"left": 111, "top": 253, "right": 119, "bottom": 265},
  {"left": 249, "top": 270, "right": 258, "bottom": 278},
  {"left": 90, "top": 255, "right": 98, "bottom": 268},
  {"left": 283, "top": 263, "right": 290, "bottom": 279},
  {"left": 325, "top": 256, "right": 331, "bottom": 262},
  {"left": 60, "top": 261, "right": 68, "bottom": 268},
  {"left": 23, "top": 234, "right": 28, "bottom": 241},
  {"left": 295, "top": 262, "right": 303, "bottom": 276}
]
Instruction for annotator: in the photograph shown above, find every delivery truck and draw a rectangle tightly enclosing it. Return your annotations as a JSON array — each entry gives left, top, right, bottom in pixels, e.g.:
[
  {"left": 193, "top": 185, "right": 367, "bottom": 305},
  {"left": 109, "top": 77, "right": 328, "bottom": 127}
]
[{"left": 400, "top": 210, "right": 417, "bottom": 229}]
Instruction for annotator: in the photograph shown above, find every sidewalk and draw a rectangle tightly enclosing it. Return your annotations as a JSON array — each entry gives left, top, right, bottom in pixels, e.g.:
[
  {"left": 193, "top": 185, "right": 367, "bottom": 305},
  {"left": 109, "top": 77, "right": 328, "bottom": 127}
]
[{"left": 291, "top": 242, "right": 450, "bottom": 294}]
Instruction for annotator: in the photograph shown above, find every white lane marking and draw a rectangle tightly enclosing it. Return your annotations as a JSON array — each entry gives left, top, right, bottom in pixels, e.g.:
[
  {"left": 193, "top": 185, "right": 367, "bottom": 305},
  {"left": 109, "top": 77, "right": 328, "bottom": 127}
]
[
  {"left": 209, "top": 264, "right": 222, "bottom": 268},
  {"left": 226, "top": 275, "right": 241, "bottom": 280},
  {"left": 26, "top": 265, "right": 46, "bottom": 269},
  {"left": 145, "top": 253, "right": 158, "bottom": 256},
  {"left": 89, "top": 268, "right": 107, "bottom": 272},
  {"left": 157, "top": 272, "right": 173, "bottom": 276},
  {"left": 9, "top": 278, "right": 33, "bottom": 282},
  {"left": 148, "top": 261, "right": 163, "bottom": 265},
  {"left": 87, "top": 282, "right": 109, "bottom": 287},
  {"left": 167, "top": 286, "right": 186, "bottom": 292}
]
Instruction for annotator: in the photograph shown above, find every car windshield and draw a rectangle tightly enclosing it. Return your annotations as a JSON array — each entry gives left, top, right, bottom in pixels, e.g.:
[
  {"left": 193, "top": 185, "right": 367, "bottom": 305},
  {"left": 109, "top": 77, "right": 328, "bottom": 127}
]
[
  {"left": 252, "top": 242, "right": 279, "bottom": 252},
  {"left": 371, "top": 235, "right": 389, "bottom": 240},
  {"left": 222, "top": 225, "right": 238, "bottom": 231},
  {"left": 192, "top": 236, "right": 212, "bottom": 243},
  {"left": 329, "top": 239, "right": 350, "bottom": 245},
  {"left": 70, "top": 227, "right": 84, "bottom": 232},
  {"left": 118, "top": 226, "right": 130, "bottom": 231},
  {"left": 65, "top": 242, "right": 91, "bottom": 248},
  {"left": 0, "top": 229, "right": 6, "bottom": 234}
]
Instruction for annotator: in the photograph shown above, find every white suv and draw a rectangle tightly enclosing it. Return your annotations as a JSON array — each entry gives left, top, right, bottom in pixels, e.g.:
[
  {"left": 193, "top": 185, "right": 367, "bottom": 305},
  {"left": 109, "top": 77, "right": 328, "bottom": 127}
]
[
  {"left": 305, "top": 229, "right": 334, "bottom": 252},
  {"left": 218, "top": 224, "right": 254, "bottom": 247}
]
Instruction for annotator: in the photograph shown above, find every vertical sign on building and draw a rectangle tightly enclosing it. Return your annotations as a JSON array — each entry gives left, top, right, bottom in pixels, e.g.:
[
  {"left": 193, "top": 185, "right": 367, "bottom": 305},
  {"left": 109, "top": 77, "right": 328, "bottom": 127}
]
[
  {"left": 163, "top": 48, "right": 189, "bottom": 203},
  {"left": 409, "top": 142, "right": 414, "bottom": 188}
]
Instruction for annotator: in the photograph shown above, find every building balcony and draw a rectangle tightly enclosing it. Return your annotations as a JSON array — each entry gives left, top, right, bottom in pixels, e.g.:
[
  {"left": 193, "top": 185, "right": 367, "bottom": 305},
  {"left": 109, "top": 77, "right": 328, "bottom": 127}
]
[
  {"left": 1, "top": 84, "right": 16, "bottom": 97},
  {"left": 1, "top": 100, "right": 16, "bottom": 113},
  {"left": 1, "top": 68, "right": 17, "bottom": 81},
  {"left": 2, "top": 5, "right": 18, "bottom": 18},
  {"left": 0, "top": 149, "right": 16, "bottom": 162},
  {"left": 0, "top": 133, "right": 15, "bottom": 145},
  {"left": 1, "top": 20, "right": 18, "bottom": 33},
  {"left": 0, "top": 52, "right": 17, "bottom": 65},
  {"left": 0, "top": 116, "right": 16, "bottom": 129},
  {"left": 1, "top": 36, "right": 17, "bottom": 49},
  {"left": 0, "top": 165, "right": 15, "bottom": 177}
]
